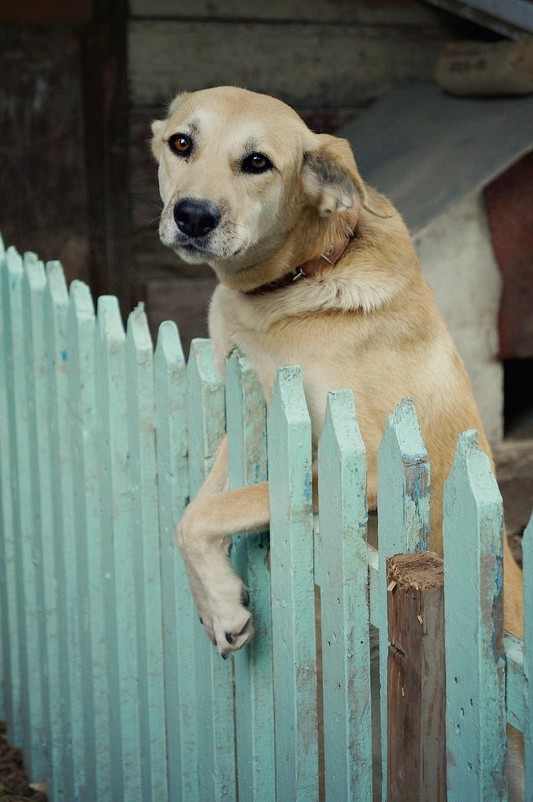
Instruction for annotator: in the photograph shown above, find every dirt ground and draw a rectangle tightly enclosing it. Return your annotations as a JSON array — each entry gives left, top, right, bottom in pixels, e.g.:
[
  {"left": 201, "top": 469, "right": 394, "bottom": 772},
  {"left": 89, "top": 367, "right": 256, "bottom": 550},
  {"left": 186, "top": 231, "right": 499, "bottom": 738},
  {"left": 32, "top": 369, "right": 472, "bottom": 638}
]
[{"left": 0, "top": 724, "right": 46, "bottom": 801}]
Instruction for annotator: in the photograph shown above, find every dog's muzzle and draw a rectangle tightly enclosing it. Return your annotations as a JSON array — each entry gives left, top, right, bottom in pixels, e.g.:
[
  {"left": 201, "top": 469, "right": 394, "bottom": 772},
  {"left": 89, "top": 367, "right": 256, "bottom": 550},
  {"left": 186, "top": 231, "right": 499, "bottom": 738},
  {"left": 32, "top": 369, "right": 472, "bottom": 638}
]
[{"left": 173, "top": 198, "right": 221, "bottom": 239}]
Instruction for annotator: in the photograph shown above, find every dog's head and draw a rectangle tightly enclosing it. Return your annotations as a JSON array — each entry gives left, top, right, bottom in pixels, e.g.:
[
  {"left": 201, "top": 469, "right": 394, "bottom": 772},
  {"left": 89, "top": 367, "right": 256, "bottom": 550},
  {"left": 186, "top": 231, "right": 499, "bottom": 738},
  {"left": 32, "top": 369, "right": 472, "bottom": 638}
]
[{"left": 151, "top": 86, "right": 368, "bottom": 276}]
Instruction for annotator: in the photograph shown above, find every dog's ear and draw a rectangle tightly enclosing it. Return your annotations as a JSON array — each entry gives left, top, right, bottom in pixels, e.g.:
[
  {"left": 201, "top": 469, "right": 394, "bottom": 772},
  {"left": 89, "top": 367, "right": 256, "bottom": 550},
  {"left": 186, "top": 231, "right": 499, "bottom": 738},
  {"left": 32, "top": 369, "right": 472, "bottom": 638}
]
[
  {"left": 150, "top": 92, "right": 189, "bottom": 161},
  {"left": 302, "top": 134, "right": 368, "bottom": 217},
  {"left": 150, "top": 118, "right": 166, "bottom": 160}
]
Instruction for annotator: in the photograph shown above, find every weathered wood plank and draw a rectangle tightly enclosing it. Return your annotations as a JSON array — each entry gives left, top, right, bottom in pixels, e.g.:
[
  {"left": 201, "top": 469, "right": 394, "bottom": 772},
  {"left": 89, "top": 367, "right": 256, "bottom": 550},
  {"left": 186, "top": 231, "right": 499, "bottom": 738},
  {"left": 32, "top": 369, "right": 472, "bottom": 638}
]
[
  {"left": 129, "top": 0, "right": 442, "bottom": 23},
  {"left": 21, "top": 254, "right": 56, "bottom": 792},
  {"left": 0, "top": 245, "right": 24, "bottom": 747},
  {"left": 3, "top": 247, "right": 45, "bottom": 777},
  {"left": 68, "top": 279, "right": 113, "bottom": 801},
  {"left": 386, "top": 551, "right": 446, "bottom": 802},
  {"left": 226, "top": 350, "right": 274, "bottom": 802},
  {"left": 129, "top": 21, "right": 447, "bottom": 108},
  {"left": 444, "top": 429, "right": 507, "bottom": 802},
  {"left": 316, "top": 389, "right": 372, "bottom": 802},
  {"left": 154, "top": 320, "right": 195, "bottom": 801},
  {"left": 186, "top": 339, "right": 236, "bottom": 802},
  {"left": 268, "top": 365, "right": 318, "bottom": 802},
  {"left": 45, "top": 259, "right": 88, "bottom": 800},
  {"left": 96, "top": 295, "right": 141, "bottom": 801},
  {"left": 377, "top": 397, "right": 430, "bottom": 798},
  {"left": 125, "top": 305, "right": 168, "bottom": 802}
]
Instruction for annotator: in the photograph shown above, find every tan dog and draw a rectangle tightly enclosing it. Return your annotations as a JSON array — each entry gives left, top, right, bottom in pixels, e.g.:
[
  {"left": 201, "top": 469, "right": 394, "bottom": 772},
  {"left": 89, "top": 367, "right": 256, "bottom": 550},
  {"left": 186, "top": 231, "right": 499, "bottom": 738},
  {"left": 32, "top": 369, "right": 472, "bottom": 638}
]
[{"left": 151, "top": 86, "right": 523, "bottom": 659}]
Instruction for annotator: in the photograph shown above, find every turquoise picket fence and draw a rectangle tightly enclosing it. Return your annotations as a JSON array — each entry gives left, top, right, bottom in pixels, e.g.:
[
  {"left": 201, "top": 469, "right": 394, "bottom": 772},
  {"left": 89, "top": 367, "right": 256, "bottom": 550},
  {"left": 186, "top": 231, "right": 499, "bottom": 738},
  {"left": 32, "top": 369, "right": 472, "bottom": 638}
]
[{"left": 0, "top": 236, "right": 531, "bottom": 801}]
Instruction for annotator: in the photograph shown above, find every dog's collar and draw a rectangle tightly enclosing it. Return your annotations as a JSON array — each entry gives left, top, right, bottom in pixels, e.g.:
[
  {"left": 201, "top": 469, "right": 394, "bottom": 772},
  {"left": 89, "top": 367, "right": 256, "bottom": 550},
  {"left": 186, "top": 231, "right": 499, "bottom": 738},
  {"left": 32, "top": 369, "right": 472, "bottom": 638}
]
[{"left": 244, "top": 230, "right": 354, "bottom": 297}]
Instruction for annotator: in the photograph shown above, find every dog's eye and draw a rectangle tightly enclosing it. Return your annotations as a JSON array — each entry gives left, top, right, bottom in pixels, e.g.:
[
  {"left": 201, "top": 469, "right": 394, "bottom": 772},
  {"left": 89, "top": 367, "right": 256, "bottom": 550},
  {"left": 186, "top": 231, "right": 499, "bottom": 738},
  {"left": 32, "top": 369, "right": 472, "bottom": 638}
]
[
  {"left": 168, "top": 133, "right": 193, "bottom": 157},
  {"left": 242, "top": 152, "right": 273, "bottom": 174}
]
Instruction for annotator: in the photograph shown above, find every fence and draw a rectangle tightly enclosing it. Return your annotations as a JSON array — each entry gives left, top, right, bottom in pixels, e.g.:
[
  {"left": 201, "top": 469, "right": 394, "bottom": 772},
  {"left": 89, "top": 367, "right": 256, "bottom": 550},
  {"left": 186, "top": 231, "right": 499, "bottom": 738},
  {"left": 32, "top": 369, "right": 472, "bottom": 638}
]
[{"left": 0, "top": 235, "right": 531, "bottom": 802}]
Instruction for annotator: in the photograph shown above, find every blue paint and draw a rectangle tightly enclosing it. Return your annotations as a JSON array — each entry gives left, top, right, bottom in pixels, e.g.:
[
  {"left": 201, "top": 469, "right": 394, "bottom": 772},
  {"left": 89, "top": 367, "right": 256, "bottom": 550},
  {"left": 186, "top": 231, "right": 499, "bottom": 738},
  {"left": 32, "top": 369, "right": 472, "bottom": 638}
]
[
  {"left": 61, "top": 350, "right": 68, "bottom": 362},
  {"left": 303, "top": 471, "right": 312, "bottom": 502}
]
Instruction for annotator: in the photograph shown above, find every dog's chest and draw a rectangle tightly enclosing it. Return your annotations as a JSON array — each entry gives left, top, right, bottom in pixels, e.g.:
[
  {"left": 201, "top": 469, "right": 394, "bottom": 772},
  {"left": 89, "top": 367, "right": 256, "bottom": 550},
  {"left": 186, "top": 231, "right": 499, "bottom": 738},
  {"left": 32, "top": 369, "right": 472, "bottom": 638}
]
[{"left": 210, "top": 291, "right": 341, "bottom": 436}]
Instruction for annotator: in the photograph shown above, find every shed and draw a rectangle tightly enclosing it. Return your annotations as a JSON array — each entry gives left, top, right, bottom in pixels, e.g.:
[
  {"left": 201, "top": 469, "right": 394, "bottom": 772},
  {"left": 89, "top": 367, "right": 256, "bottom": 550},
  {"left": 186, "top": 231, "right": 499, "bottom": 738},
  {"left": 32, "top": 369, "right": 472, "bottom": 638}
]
[{"left": 338, "top": 81, "right": 533, "bottom": 444}]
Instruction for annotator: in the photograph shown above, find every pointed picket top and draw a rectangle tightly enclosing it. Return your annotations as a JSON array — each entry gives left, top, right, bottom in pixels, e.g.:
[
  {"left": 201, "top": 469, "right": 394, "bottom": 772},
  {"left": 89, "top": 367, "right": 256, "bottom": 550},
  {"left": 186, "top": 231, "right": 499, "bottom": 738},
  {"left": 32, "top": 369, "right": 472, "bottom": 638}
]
[
  {"left": 126, "top": 302, "right": 153, "bottom": 354},
  {"left": 153, "top": 320, "right": 187, "bottom": 476},
  {"left": 270, "top": 364, "right": 311, "bottom": 430},
  {"left": 444, "top": 429, "right": 506, "bottom": 802},
  {"left": 155, "top": 320, "right": 186, "bottom": 372},
  {"left": 446, "top": 429, "right": 503, "bottom": 519},
  {"left": 45, "top": 260, "right": 69, "bottom": 308},
  {"left": 153, "top": 320, "right": 188, "bottom": 489},
  {"left": 186, "top": 338, "right": 226, "bottom": 497},
  {"left": 23, "top": 252, "right": 46, "bottom": 294},
  {"left": 97, "top": 295, "right": 126, "bottom": 345},
  {"left": 6, "top": 245, "right": 23, "bottom": 279},
  {"left": 377, "top": 396, "right": 430, "bottom": 554},
  {"left": 318, "top": 388, "right": 368, "bottom": 564},
  {"left": 226, "top": 348, "right": 267, "bottom": 490},
  {"left": 69, "top": 280, "right": 95, "bottom": 322}
]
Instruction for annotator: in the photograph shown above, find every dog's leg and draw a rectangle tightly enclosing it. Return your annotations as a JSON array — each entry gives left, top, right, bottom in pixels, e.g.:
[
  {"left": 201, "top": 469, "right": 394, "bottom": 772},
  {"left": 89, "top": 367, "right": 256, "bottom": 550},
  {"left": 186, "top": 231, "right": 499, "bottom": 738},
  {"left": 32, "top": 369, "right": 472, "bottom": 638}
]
[{"left": 177, "top": 436, "right": 270, "bottom": 656}]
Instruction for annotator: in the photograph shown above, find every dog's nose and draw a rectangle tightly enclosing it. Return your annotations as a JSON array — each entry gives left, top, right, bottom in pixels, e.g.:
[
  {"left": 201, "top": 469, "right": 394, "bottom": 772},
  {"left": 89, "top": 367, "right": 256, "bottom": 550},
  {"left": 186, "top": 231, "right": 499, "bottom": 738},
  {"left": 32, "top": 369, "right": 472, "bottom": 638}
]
[{"left": 173, "top": 199, "right": 221, "bottom": 238}]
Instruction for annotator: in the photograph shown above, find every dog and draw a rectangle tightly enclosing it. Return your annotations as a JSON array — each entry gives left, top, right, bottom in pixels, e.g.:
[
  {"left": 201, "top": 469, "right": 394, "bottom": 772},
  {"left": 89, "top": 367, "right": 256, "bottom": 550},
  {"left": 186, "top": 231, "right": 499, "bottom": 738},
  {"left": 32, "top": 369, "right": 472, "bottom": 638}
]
[
  {"left": 151, "top": 82, "right": 523, "bottom": 643},
  {"left": 151, "top": 84, "right": 524, "bottom": 798}
]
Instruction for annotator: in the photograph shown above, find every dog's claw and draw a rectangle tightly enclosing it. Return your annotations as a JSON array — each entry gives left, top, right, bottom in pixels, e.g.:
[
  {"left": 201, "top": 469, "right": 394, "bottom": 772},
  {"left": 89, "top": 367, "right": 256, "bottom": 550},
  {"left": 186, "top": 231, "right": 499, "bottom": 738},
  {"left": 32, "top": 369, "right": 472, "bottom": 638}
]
[{"left": 237, "top": 617, "right": 251, "bottom": 637}]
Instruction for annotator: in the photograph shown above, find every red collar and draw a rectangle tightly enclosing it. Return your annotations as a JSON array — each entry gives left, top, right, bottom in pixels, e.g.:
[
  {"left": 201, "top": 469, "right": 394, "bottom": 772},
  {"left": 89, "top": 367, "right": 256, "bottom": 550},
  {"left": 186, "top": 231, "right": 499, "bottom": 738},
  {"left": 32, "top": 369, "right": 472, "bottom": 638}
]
[{"left": 244, "top": 230, "right": 354, "bottom": 297}]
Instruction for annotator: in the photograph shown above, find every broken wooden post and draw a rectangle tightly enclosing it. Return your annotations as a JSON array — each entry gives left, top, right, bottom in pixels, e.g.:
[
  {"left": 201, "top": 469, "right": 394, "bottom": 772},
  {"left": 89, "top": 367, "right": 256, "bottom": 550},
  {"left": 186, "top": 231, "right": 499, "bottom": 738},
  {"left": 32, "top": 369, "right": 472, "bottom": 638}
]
[{"left": 387, "top": 551, "right": 446, "bottom": 802}]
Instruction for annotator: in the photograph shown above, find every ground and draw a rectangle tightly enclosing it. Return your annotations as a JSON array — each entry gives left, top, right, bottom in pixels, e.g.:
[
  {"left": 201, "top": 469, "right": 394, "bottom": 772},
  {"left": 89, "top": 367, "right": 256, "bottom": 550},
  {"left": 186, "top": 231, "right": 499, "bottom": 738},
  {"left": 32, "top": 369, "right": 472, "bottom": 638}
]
[{"left": 0, "top": 724, "right": 46, "bottom": 801}]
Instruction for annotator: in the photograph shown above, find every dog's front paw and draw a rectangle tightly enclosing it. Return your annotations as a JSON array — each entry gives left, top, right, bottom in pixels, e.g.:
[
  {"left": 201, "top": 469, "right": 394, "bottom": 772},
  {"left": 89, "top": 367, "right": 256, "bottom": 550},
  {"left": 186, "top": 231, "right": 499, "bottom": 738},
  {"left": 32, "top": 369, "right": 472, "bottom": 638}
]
[
  {"left": 208, "top": 584, "right": 254, "bottom": 658},
  {"left": 176, "top": 514, "right": 255, "bottom": 657}
]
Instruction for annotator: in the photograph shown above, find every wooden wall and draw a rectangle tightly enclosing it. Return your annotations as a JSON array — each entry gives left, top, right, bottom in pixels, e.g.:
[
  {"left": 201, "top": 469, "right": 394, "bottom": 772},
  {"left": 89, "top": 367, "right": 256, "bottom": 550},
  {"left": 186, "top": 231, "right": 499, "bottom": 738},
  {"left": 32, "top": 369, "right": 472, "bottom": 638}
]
[
  {"left": 128, "top": 0, "right": 473, "bottom": 350},
  {"left": 0, "top": 1, "right": 481, "bottom": 352},
  {"left": 0, "top": 25, "right": 90, "bottom": 287}
]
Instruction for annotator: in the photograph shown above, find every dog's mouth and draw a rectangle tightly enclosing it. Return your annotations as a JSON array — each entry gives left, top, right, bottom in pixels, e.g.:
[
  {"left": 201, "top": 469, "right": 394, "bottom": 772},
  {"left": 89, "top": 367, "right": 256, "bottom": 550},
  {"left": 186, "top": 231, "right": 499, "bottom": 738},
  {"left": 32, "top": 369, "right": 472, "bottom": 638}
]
[
  {"left": 171, "top": 232, "right": 245, "bottom": 263},
  {"left": 172, "top": 237, "right": 213, "bottom": 263}
]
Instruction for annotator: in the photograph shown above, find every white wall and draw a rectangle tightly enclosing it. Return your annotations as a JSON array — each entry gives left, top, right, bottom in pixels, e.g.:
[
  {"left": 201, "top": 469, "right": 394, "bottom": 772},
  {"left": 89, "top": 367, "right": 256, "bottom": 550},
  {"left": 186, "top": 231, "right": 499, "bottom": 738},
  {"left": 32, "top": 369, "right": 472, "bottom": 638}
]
[{"left": 413, "top": 191, "right": 503, "bottom": 443}]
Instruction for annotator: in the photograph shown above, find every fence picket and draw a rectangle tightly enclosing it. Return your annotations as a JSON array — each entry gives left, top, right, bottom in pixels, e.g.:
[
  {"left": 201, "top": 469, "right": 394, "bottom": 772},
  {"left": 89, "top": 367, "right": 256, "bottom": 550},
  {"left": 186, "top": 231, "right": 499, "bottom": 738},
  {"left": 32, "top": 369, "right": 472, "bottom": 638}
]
[
  {"left": 377, "top": 396, "right": 430, "bottom": 797},
  {"left": 444, "top": 429, "right": 507, "bottom": 802},
  {"left": 125, "top": 306, "right": 168, "bottom": 802},
  {"left": 3, "top": 247, "right": 45, "bottom": 774},
  {"left": 96, "top": 295, "right": 141, "bottom": 801},
  {"left": 21, "top": 254, "right": 57, "bottom": 792},
  {"left": 226, "top": 349, "right": 274, "bottom": 802},
  {"left": 268, "top": 365, "right": 318, "bottom": 802},
  {"left": 186, "top": 338, "right": 236, "bottom": 802},
  {"left": 154, "top": 321, "right": 194, "bottom": 801},
  {"left": 68, "top": 280, "right": 112, "bottom": 801},
  {"left": 45, "top": 259, "right": 90, "bottom": 801},
  {"left": 316, "top": 389, "right": 372, "bottom": 802}
]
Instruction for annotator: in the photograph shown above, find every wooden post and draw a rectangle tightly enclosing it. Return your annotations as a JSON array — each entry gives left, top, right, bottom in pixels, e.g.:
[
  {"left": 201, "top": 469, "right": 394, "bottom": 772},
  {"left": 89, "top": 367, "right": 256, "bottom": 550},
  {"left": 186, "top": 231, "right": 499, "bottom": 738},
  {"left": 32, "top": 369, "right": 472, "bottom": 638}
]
[{"left": 387, "top": 551, "right": 446, "bottom": 802}]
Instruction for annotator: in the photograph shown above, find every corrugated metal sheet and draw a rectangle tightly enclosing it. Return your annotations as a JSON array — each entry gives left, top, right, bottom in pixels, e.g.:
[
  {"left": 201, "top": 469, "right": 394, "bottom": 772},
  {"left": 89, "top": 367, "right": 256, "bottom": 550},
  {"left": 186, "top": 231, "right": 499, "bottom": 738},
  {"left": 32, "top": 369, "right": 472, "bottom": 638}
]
[{"left": 338, "top": 81, "right": 533, "bottom": 235}]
